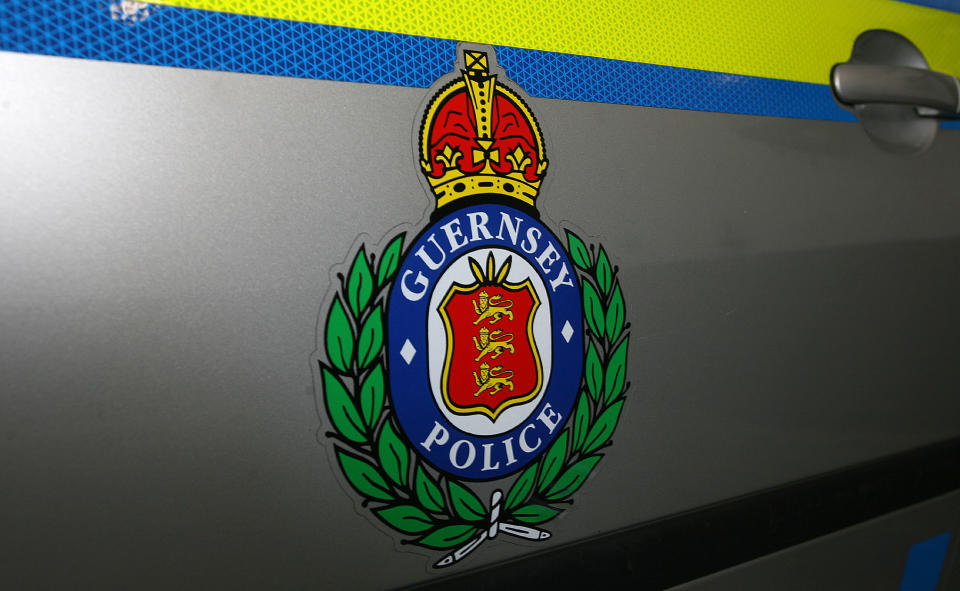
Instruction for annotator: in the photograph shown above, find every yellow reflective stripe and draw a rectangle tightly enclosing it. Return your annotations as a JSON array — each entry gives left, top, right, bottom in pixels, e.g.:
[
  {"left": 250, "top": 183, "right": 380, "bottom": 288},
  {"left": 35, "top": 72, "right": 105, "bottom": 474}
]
[{"left": 148, "top": 0, "right": 960, "bottom": 84}]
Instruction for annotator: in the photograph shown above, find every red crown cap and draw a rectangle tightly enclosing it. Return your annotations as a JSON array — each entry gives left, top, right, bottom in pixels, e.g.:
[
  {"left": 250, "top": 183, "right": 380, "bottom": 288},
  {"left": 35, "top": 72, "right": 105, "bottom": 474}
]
[{"left": 419, "top": 49, "right": 548, "bottom": 210}]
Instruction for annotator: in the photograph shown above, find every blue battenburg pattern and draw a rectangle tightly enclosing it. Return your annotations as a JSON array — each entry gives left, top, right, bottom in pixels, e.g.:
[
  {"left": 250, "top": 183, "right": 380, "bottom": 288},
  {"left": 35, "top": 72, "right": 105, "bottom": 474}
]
[
  {"left": 495, "top": 45, "right": 854, "bottom": 121},
  {"left": 896, "top": 0, "right": 960, "bottom": 14},
  {"left": 0, "top": 1, "right": 454, "bottom": 87},
  {"left": 0, "top": 0, "right": 855, "bottom": 122},
  {"left": 898, "top": 533, "right": 952, "bottom": 591}
]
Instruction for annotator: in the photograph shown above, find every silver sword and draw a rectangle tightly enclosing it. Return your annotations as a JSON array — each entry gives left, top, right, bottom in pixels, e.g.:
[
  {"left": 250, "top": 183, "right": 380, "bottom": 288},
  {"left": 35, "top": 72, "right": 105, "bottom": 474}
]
[{"left": 434, "top": 490, "right": 551, "bottom": 568}]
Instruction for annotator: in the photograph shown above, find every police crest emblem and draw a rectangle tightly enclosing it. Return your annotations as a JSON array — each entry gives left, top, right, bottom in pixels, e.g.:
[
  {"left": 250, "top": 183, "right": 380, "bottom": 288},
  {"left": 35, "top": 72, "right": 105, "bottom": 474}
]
[{"left": 316, "top": 45, "right": 631, "bottom": 567}]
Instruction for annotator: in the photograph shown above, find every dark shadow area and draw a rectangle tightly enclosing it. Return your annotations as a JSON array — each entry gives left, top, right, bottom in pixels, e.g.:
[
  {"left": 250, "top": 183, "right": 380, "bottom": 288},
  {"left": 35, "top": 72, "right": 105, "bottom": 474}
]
[{"left": 404, "top": 437, "right": 960, "bottom": 591}]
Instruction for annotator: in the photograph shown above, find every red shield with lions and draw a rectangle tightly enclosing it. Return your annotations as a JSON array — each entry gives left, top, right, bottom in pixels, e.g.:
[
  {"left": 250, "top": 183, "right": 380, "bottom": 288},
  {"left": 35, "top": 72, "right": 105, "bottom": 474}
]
[{"left": 438, "top": 271, "right": 542, "bottom": 420}]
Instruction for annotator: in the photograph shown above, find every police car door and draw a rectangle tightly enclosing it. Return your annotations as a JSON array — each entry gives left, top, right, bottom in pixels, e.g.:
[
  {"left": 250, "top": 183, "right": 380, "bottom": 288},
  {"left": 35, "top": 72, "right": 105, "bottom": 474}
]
[{"left": 2, "top": 1, "right": 959, "bottom": 589}]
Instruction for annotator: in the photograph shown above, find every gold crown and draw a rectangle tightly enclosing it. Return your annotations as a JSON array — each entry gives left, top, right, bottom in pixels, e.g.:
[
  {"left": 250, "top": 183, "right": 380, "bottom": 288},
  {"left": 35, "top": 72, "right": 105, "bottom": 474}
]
[{"left": 419, "top": 49, "right": 548, "bottom": 210}]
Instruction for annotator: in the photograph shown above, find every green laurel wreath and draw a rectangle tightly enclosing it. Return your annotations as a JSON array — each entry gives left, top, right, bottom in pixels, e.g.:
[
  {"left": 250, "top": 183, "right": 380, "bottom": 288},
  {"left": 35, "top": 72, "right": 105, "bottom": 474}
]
[{"left": 318, "top": 230, "right": 630, "bottom": 555}]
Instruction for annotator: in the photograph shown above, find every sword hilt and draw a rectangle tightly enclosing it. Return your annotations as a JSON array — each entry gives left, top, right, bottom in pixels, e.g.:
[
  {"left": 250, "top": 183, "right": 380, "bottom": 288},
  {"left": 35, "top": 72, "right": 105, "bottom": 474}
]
[{"left": 433, "top": 488, "right": 551, "bottom": 568}]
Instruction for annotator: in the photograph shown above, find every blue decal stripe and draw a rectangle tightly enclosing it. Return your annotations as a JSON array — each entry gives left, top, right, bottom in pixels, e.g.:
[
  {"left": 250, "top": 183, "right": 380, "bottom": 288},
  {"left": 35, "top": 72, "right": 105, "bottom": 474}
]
[
  {"left": 496, "top": 46, "right": 854, "bottom": 122},
  {"left": 895, "top": 0, "right": 960, "bottom": 14},
  {"left": 899, "top": 532, "right": 952, "bottom": 591},
  {"left": 0, "top": 0, "right": 859, "bottom": 122}
]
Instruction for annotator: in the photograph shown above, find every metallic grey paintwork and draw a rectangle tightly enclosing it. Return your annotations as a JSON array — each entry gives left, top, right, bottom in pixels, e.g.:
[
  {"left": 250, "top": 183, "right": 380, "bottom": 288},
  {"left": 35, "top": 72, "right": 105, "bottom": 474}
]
[{"left": 1, "top": 52, "right": 959, "bottom": 588}]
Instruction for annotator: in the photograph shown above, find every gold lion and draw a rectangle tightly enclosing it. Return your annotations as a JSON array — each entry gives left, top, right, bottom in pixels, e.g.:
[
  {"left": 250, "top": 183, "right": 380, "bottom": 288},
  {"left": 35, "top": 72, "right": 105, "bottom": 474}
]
[
  {"left": 472, "top": 362, "right": 515, "bottom": 397},
  {"left": 472, "top": 290, "right": 513, "bottom": 325},
  {"left": 472, "top": 327, "right": 515, "bottom": 361}
]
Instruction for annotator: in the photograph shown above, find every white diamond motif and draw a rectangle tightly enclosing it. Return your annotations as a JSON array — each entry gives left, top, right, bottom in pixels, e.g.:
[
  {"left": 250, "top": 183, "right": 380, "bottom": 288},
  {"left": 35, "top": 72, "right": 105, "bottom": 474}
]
[
  {"left": 561, "top": 321, "right": 574, "bottom": 343},
  {"left": 400, "top": 339, "right": 416, "bottom": 365}
]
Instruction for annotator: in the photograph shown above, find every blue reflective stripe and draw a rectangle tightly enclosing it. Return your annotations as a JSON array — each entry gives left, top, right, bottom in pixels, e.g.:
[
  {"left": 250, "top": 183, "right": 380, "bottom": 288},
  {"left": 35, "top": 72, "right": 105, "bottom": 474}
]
[
  {"left": 895, "top": 0, "right": 960, "bottom": 14},
  {"left": 0, "top": 1, "right": 453, "bottom": 87},
  {"left": 899, "top": 532, "right": 952, "bottom": 591},
  {"left": 496, "top": 46, "right": 853, "bottom": 121},
  {"left": 0, "top": 0, "right": 856, "bottom": 122}
]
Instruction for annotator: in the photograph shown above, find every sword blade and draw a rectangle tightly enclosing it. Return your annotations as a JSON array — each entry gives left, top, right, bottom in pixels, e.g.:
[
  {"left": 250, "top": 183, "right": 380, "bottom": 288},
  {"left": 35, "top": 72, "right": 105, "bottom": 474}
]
[
  {"left": 498, "top": 522, "right": 551, "bottom": 540},
  {"left": 433, "top": 530, "right": 489, "bottom": 568}
]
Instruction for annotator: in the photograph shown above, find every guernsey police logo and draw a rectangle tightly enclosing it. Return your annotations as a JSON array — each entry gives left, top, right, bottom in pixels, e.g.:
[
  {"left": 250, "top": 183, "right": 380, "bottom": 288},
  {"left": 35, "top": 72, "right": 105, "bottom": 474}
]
[{"left": 315, "top": 45, "right": 631, "bottom": 568}]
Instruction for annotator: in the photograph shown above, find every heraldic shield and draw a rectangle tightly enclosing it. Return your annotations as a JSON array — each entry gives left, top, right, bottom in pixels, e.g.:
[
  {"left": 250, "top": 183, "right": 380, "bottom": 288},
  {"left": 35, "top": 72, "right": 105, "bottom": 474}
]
[{"left": 438, "top": 253, "right": 543, "bottom": 420}]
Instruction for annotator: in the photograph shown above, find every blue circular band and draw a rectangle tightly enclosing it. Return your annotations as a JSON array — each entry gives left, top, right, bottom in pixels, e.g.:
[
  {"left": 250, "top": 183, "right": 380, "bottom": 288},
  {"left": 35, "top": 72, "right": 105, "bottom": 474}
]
[{"left": 387, "top": 203, "right": 583, "bottom": 480}]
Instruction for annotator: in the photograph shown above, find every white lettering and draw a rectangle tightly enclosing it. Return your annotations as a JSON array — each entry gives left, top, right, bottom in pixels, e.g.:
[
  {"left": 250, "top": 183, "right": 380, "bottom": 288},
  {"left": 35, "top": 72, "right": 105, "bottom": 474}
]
[
  {"left": 537, "top": 403, "right": 562, "bottom": 434},
  {"left": 481, "top": 442, "right": 500, "bottom": 471},
  {"left": 549, "top": 262, "right": 575, "bottom": 291},
  {"left": 467, "top": 212, "right": 493, "bottom": 242},
  {"left": 520, "top": 227, "right": 541, "bottom": 254},
  {"left": 441, "top": 219, "right": 469, "bottom": 252},
  {"left": 535, "top": 242, "right": 561, "bottom": 274},
  {"left": 450, "top": 439, "right": 476, "bottom": 469},
  {"left": 414, "top": 234, "right": 446, "bottom": 270},
  {"left": 502, "top": 436, "right": 517, "bottom": 466},
  {"left": 420, "top": 422, "right": 449, "bottom": 451},
  {"left": 519, "top": 423, "right": 541, "bottom": 453},
  {"left": 495, "top": 212, "right": 523, "bottom": 245},
  {"left": 400, "top": 269, "right": 429, "bottom": 302}
]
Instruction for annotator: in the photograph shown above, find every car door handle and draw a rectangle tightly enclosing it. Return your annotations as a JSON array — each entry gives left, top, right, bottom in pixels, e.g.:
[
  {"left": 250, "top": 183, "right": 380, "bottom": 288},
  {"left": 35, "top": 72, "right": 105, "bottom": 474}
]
[
  {"left": 831, "top": 63, "right": 960, "bottom": 116},
  {"left": 831, "top": 30, "right": 958, "bottom": 153}
]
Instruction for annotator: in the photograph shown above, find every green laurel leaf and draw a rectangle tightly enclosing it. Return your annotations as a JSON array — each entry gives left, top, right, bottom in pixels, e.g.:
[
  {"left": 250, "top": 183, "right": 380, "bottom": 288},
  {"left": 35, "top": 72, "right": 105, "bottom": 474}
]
[
  {"left": 583, "top": 280, "right": 605, "bottom": 337},
  {"left": 571, "top": 391, "right": 591, "bottom": 452},
  {"left": 358, "top": 364, "right": 385, "bottom": 429},
  {"left": 414, "top": 465, "right": 446, "bottom": 513},
  {"left": 585, "top": 342, "right": 603, "bottom": 401},
  {"left": 357, "top": 304, "right": 383, "bottom": 370},
  {"left": 448, "top": 481, "right": 485, "bottom": 522},
  {"left": 545, "top": 456, "right": 601, "bottom": 500},
  {"left": 325, "top": 295, "right": 354, "bottom": 373},
  {"left": 604, "top": 335, "right": 629, "bottom": 404},
  {"left": 417, "top": 524, "right": 479, "bottom": 549},
  {"left": 347, "top": 246, "right": 374, "bottom": 318},
  {"left": 377, "top": 233, "right": 405, "bottom": 287},
  {"left": 504, "top": 462, "right": 538, "bottom": 511},
  {"left": 566, "top": 231, "right": 591, "bottom": 270},
  {"left": 596, "top": 247, "right": 612, "bottom": 296},
  {"left": 322, "top": 368, "right": 366, "bottom": 443},
  {"left": 582, "top": 399, "right": 624, "bottom": 455},
  {"left": 377, "top": 420, "right": 409, "bottom": 487},
  {"left": 375, "top": 504, "right": 434, "bottom": 534},
  {"left": 537, "top": 431, "right": 569, "bottom": 492},
  {"left": 321, "top": 233, "right": 631, "bottom": 553},
  {"left": 511, "top": 504, "right": 561, "bottom": 524},
  {"left": 605, "top": 283, "right": 625, "bottom": 342},
  {"left": 337, "top": 450, "right": 393, "bottom": 501}
]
